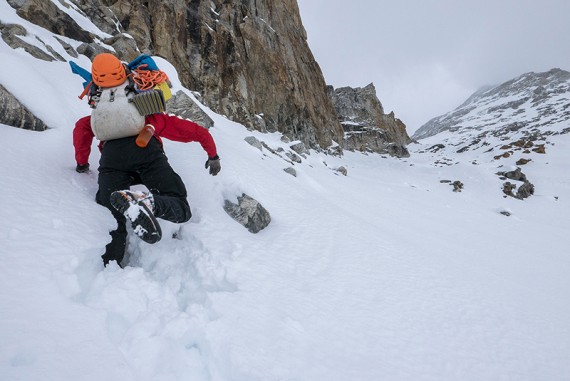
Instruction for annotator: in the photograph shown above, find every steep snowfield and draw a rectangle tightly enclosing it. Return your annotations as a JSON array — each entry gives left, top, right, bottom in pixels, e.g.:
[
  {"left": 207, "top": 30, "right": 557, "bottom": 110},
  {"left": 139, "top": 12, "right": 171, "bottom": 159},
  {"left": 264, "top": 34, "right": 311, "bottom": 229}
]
[
  {"left": 2, "top": 79, "right": 570, "bottom": 380},
  {"left": 2, "top": 6, "right": 570, "bottom": 380}
]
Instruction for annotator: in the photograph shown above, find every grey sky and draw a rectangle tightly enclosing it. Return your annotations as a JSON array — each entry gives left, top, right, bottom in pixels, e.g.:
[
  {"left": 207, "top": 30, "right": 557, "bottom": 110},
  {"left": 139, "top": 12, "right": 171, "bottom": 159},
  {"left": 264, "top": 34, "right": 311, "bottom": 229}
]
[{"left": 297, "top": 0, "right": 570, "bottom": 133}]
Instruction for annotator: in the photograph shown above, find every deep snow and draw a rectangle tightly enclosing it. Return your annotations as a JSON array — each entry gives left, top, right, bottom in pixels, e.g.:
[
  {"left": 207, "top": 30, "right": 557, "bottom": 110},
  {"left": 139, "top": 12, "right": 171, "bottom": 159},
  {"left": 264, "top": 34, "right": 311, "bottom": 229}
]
[{"left": 1, "top": 2, "right": 570, "bottom": 380}]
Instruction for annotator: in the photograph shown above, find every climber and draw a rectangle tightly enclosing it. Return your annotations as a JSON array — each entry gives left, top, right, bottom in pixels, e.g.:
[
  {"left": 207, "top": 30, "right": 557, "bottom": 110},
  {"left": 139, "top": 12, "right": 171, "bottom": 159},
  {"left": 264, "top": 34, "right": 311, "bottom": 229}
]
[{"left": 73, "top": 52, "right": 221, "bottom": 267}]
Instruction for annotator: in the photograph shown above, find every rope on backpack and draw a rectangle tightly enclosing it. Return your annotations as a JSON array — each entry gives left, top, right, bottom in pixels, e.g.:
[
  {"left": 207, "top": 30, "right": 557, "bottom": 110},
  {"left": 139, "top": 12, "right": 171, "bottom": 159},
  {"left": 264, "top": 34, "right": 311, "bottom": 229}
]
[{"left": 132, "top": 65, "right": 170, "bottom": 90}]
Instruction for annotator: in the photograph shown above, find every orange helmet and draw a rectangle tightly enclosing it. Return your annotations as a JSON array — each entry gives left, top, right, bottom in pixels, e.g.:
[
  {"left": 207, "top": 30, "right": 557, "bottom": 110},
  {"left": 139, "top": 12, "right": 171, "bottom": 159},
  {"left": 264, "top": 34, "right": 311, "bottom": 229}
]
[{"left": 91, "top": 53, "right": 127, "bottom": 87}]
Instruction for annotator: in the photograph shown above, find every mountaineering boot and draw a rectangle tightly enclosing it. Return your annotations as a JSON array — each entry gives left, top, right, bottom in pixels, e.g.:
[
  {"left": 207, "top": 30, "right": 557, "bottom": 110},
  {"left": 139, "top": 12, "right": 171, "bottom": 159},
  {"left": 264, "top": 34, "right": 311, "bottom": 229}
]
[{"left": 110, "top": 190, "right": 162, "bottom": 244}]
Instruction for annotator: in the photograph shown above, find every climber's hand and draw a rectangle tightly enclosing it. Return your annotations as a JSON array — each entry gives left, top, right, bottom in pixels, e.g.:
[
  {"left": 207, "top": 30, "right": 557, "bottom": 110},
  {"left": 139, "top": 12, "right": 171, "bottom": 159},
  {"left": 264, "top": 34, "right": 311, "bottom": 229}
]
[{"left": 205, "top": 155, "right": 221, "bottom": 176}]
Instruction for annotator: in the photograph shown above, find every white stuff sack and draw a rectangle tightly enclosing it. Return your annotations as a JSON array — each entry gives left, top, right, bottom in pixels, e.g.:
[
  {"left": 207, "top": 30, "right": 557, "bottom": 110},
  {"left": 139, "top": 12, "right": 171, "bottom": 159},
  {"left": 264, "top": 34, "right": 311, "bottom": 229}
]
[{"left": 90, "top": 82, "right": 145, "bottom": 141}]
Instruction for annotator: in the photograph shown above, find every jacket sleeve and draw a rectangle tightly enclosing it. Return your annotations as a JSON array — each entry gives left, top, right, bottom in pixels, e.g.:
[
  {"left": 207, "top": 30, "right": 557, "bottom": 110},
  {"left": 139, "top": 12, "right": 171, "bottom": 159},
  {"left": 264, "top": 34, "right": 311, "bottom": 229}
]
[
  {"left": 147, "top": 113, "right": 218, "bottom": 158},
  {"left": 73, "top": 115, "right": 94, "bottom": 165}
]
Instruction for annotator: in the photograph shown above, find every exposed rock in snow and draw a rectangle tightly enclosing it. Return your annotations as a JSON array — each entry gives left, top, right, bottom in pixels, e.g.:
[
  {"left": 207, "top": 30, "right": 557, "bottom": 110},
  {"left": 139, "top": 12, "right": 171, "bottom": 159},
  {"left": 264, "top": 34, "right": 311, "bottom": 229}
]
[
  {"left": 0, "top": 83, "right": 48, "bottom": 131},
  {"left": 223, "top": 193, "right": 271, "bottom": 233},
  {"left": 166, "top": 91, "right": 214, "bottom": 129}
]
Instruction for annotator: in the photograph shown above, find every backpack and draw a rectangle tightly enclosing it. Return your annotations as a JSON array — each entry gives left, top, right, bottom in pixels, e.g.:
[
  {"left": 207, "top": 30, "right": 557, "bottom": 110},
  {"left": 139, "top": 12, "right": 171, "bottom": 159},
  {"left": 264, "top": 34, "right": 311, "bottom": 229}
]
[
  {"left": 89, "top": 78, "right": 145, "bottom": 141},
  {"left": 72, "top": 54, "right": 171, "bottom": 141}
]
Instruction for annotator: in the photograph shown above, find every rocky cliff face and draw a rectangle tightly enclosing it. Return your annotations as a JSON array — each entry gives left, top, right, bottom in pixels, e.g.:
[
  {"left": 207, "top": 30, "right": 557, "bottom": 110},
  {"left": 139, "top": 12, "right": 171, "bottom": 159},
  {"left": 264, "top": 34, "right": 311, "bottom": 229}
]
[
  {"left": 2, "top": 0, "right": 409, "bottom": 154},
  {"left": 329, "top": 84, "right": 410, "bottom": 157},
  {"left": 67, "top": 0, "right": 345, "bottom": 149}
]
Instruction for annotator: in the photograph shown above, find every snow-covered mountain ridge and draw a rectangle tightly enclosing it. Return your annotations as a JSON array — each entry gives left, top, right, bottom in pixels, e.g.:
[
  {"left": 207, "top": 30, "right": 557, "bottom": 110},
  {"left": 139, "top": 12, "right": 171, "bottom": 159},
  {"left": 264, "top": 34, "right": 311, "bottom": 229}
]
[
  {"left": 410, "top": 68, "right": 569, "bottom": 200},
  {"left": 413, "top": 68, "right": 570, "bottom": 141}
]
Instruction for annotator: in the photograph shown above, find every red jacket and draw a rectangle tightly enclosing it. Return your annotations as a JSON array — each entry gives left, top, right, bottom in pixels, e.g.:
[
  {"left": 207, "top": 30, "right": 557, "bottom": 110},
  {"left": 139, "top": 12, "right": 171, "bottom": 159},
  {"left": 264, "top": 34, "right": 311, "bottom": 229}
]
[{"left": 73, "top": 113, "right": 218, "bottom": 165}]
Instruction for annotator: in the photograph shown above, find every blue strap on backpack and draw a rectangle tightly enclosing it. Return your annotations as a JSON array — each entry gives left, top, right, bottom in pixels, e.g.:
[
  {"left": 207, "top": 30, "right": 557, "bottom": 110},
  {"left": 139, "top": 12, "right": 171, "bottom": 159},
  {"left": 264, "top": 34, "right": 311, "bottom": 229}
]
[
  {"left": 69, "top": 61, "right": 93, "bottom": 89},
  {"left": 127, "top": 54, "right": 159, "bottom": 71}
]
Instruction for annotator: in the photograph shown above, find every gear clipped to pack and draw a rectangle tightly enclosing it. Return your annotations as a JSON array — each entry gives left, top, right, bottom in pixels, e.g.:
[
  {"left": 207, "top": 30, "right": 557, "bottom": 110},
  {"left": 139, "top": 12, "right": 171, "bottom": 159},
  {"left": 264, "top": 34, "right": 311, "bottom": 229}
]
[
  {"left": 130, "top": 89, "right": 166, "bottom": 116},
  {"left": 129, "top": 55, "right": 172, "bottom": 116}
]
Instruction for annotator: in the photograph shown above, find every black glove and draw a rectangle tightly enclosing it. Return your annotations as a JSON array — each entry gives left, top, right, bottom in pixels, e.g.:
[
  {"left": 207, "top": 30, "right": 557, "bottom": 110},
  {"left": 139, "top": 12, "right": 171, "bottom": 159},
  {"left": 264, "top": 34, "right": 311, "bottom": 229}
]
[
  {"left": 76, "top": 163, "right": 90, "bottom": 173},
  {"left": 205, "top": 155, "right": 221, "bottom": 176}
]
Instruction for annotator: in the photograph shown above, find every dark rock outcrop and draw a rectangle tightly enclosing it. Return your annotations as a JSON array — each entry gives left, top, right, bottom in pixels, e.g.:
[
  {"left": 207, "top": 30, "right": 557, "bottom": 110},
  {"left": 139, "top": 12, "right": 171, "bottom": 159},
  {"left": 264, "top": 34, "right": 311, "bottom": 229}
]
[
  {"left": 497, "top": 168, "right": 527, "bottom": 182},
  {"left": 6, "top": 0, "right": 93, "bottom": 43},
  {"left": 516, "top": 181, "right": 535, "bottom": 199},
  {"left": 224, "top": 193, "right": 271, "bottom": 233},
  {"left": 1, "top": 23, "right": 57, "bottom": 61},
  {"left": 328, "top": 83, "right": 411, "bottom": 157},
  {"left": 0, "top": 84, "right": 48, "bottom": 131},
  {"left": 166, "top": 91, "right": 214, "bottom": 129},
  {"left": 498, "top": 168, "right": 535, "bottom": 200},
  {"left": 451, "top": 181, "right": 464, "bottom": 192},
  {"left": 502, "top": 181, "right": 535, "bottom": 200}
]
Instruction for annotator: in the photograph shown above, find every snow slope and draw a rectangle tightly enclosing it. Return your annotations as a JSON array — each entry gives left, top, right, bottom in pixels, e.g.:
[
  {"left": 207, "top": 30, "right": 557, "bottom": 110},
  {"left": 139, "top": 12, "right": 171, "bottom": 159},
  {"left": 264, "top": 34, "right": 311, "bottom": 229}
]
[{"left": 2, "top": 5, "right": 570, "bottom": 381}]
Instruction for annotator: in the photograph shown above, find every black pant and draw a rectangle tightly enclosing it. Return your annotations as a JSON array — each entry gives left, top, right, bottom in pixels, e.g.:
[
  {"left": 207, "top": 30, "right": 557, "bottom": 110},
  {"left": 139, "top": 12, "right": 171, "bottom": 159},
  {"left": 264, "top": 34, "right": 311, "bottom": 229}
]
[{"left": 96, "top": 136, "right": 191, "bottom": 265}]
